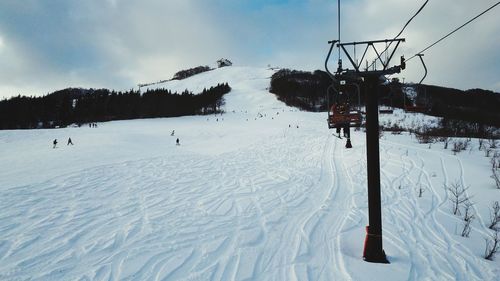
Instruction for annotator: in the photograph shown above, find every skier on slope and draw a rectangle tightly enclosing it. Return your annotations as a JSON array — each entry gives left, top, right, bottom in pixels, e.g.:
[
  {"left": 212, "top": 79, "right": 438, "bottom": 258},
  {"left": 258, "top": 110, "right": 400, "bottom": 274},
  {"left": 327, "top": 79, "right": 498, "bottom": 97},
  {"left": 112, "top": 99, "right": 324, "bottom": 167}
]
[
  {"left": 176, "top": 138, "right": 180, "bottom": 146},
  {"left": 67, "top": 137, "right": 73, "bottom": 145},
  {"left": 53, "top": 139, "right": 58, "bottom": 148}
]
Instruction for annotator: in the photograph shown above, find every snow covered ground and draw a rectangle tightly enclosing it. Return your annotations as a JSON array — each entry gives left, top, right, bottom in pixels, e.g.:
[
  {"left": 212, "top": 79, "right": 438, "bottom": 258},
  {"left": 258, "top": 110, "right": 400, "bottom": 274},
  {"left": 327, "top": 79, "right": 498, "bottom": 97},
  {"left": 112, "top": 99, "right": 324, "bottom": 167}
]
[{"left": 1, "top": 66, "right": 499, "bottom": 280}]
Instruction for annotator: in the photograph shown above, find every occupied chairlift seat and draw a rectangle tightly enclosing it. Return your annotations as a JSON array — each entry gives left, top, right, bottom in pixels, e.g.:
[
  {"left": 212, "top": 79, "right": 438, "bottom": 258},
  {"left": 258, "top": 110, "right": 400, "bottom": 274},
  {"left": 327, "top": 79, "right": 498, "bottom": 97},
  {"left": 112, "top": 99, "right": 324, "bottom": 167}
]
[{"left": 328, "top": 103, "right": 363, "bottom": 129}]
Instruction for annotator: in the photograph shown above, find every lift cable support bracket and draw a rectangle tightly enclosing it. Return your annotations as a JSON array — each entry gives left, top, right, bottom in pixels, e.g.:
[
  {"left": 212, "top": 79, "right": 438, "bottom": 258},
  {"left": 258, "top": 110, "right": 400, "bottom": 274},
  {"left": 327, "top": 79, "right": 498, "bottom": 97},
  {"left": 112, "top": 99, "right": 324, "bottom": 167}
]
[{"left": 335, "top": 38, "right": 406, "bottom": 76}]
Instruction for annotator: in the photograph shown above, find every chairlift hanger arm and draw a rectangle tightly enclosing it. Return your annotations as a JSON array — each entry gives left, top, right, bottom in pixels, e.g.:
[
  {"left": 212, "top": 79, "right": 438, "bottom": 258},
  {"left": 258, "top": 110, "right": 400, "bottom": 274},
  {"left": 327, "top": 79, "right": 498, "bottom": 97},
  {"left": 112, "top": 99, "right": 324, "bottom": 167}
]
[
  {"left": 325, "top": 40, "right": 339, "bottom": 79},
  {"left": 416, "top": 54, "right": 427, "bottom": 85}
]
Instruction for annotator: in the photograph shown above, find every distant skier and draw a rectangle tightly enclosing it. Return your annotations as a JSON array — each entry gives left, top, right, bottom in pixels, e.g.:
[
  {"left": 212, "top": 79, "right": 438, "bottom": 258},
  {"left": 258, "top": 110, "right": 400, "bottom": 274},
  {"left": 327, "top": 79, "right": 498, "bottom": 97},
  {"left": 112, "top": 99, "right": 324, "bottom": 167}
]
[
  {"left": 171, "top": 130, "right": 175, "bottom": 136},
  {"left": 67, "top": 137, "right": 73, "bottom": 145},
  {"left": 53, "top": 139, "right": 58, "bottom": 148},
  {"left": 176, "top": 138, "right": 180, "bottom": 146}
]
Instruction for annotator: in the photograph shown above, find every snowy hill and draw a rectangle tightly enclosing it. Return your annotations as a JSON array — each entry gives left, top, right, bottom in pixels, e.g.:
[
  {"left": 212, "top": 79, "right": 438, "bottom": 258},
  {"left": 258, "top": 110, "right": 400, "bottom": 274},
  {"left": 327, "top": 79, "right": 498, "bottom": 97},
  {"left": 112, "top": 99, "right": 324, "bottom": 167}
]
[
  {"left": 143, "top": 66, "right": 283, "bottom": 113},
  {"left": 0, "top": 66, "right": 499, "bottom": 280}
]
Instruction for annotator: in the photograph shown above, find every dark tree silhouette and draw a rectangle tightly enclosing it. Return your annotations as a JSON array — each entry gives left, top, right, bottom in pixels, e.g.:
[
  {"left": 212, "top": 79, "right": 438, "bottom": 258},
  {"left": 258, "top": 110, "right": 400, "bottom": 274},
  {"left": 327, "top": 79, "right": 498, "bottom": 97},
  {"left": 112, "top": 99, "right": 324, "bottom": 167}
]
[{"left": 0, "top": 84, "right": 231, "bottom": 130}]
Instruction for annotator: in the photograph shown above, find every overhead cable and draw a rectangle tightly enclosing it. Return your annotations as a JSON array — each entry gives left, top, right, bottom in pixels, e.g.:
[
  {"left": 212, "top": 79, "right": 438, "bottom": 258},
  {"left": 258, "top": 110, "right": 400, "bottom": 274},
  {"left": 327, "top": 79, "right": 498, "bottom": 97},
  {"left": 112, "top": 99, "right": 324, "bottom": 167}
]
[
  {"left": 367, "top": 0, "right": 429, "bottom": 69},
  {"left": 407, "top": 1, "right": 500, "bottom": 61}
]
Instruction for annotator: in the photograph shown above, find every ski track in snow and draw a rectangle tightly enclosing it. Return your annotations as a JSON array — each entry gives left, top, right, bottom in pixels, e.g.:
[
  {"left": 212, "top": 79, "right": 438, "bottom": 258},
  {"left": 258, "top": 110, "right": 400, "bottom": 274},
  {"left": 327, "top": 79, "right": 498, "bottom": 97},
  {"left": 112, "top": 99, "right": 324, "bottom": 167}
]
[
  {"left": 374, "top": 140, "right": 495, "bottom": 281},
  {"left": 1, "top": 129, "right": 353, "bottom": 280},
  {"left": 1, "top": 67, "right": 498, "bottom": 280}
]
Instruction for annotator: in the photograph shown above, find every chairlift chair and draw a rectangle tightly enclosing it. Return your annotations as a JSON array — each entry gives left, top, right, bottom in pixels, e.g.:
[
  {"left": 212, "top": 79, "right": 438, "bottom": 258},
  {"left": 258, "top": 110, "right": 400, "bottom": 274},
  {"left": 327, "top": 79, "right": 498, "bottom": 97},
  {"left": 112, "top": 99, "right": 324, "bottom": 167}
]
[
  {"left": 325, "top": 40, "right": 364, "bottom": 148},
  {"left": 379, "top": 102, "right": 394, "bottom": 114},
  {"left": 328, "top": 104, "right": 363, "bottom": 129}
]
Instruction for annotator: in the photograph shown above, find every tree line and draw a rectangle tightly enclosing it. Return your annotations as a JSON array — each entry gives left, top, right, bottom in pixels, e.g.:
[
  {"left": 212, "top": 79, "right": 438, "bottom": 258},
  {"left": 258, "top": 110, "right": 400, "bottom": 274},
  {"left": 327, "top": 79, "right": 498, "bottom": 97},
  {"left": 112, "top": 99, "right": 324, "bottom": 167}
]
[
  {"left": 0, "top": 83, "right": 231, "bottom": 130},
  {"left": 173, "top": 66, "right": 212, "bottom": 80},
  {"left": 269, "top": 69, "right": 331, "bottom": 111}
]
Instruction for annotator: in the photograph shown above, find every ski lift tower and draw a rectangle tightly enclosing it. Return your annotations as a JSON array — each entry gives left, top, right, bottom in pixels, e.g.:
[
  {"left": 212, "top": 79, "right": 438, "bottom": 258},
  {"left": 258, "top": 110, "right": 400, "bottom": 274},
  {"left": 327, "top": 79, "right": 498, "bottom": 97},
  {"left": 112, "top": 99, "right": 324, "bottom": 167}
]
[{"left": 326, "top": 38, "right": 406, "bottom": 263}]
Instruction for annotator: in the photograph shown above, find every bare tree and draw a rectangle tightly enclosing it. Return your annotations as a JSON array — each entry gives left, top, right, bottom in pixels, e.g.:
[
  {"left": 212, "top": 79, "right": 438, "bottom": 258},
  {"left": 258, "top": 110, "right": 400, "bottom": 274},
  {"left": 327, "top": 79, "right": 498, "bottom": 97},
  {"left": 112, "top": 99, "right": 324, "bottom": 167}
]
[
  {"left": 479, "top": 138, "right": 484, "bottom": 151},
  {"left": 461, "top": 199, "right": 475, "bottom": 237},
  {"left": 484, "top": 229, "right": 500, "bottom": 260},
  {"left": 443, "top": 137, "right": 451, "bottom": 150},
  {"left": 446, "top": 181, "right": 469, "bottom": 215},
  {"left": 452, "top": 140, "right": 470, "bottom": 154},
  {"left": 489, "top": 201, "right": 500, "bottom": 230},
  {"left": 492, "top": 166, "right": 500, "bottom": 189},
  {"left": 489, "top": 139, "right": 498, "bottom": 149}
]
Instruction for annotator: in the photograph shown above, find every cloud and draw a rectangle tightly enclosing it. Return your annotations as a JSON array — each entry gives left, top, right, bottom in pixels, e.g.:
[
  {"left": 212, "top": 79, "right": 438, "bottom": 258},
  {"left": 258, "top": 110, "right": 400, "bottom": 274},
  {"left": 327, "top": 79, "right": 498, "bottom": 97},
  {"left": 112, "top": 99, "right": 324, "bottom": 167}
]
[{"left": 0, "top": 0, "right": 498, "bottom": 99}]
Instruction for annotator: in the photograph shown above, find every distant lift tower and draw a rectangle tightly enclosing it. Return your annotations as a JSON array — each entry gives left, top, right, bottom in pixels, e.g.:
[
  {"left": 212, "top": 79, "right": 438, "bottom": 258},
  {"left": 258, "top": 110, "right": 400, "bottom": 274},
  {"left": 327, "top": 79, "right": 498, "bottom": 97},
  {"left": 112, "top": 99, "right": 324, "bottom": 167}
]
[{"left": 326, "top": 38, "right": 406, "bottom": 263}]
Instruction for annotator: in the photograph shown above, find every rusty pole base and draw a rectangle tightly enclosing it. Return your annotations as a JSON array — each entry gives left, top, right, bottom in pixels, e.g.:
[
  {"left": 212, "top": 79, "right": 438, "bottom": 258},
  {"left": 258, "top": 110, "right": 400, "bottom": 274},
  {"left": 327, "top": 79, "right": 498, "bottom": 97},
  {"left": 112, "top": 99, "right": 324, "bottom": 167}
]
[{"left": 362, "top": 226, "right": 390, "bottom": 263}]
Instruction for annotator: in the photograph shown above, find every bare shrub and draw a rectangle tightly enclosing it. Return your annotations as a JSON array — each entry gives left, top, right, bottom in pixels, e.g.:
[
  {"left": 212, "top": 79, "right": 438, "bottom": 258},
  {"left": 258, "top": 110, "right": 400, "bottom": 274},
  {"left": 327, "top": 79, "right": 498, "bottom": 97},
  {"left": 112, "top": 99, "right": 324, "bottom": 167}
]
[
  {"left": 492, "top": 166, "right": 500, "bottom": 190},
  {"left": 461, "top": 200, "right": 475, "bottom": 237},
  {"left": 484, "top": 229, "right": 500, "bottom": 260},
  {"left": 490, "top": 139, "right": 498, "bottom": 149},
  {"left": 416, "top": 133, "right": 435, "bottom": 144},
  {"left": 382, "top": 123, "right": 404, "bottom": 135},
  {"left": 452, "top": 140, "right": 470, "bottom": 154},
  {"left": 489, "top": 201, "right": 500, "bottom": 230},
  {"left": 492, "top": 156, "right": 499, "bottom": 170},
  {"left": 443, "top": 137, "right": 451, "bottom": 150},
  {"left": 452, "top": 139, "right": 470, "bottom": 154},
  {"left": 446, "top": 181, "right": 469, "bottom": 215},
  {"left": 391, "top": 130, "right": 403, "bottom": 135}
]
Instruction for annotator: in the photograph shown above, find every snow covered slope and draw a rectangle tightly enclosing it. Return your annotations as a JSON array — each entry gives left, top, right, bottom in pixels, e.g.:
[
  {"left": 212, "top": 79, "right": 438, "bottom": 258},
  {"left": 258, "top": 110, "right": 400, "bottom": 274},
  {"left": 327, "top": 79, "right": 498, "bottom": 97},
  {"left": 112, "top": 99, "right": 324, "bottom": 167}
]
[
  {"left": 0, "top": 66, "right": 499, "bottom": 280},
  {"left": 143, "top": 66, "right": 282, "bottom": 113}
]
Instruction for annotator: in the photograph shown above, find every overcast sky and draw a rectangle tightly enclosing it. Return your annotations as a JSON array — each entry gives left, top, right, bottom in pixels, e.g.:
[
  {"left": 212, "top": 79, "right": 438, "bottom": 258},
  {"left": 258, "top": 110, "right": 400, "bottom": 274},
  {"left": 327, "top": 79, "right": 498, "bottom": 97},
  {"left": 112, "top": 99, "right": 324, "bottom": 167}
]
[{"left": 0, "top": 0, "right": 499, "bottom": 99}]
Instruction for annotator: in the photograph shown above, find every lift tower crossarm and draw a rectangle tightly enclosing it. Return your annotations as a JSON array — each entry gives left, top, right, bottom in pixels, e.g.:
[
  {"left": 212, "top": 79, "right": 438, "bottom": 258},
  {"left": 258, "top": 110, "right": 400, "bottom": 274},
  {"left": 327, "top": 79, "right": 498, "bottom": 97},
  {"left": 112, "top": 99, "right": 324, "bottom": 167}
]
[{"left": 336, "top": 39, "right": 405, "bottom": 72}]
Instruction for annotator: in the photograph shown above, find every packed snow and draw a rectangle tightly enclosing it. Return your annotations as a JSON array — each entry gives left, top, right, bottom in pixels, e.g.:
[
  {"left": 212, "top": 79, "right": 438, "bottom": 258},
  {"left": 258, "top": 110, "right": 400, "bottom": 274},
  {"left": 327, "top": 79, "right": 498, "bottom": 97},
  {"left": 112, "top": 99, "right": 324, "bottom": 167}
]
[{"left": 0, "top": 66, "right": 499, "bottom": 280}]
